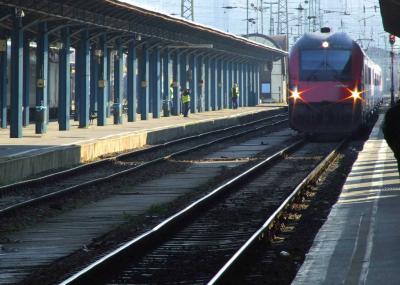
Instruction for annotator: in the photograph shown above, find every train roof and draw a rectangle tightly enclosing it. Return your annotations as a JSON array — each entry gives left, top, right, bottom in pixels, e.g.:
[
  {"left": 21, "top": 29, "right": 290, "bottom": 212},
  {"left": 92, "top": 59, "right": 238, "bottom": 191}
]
[{"left": 292, "top": 32, "right": 356, "bottom": 50}]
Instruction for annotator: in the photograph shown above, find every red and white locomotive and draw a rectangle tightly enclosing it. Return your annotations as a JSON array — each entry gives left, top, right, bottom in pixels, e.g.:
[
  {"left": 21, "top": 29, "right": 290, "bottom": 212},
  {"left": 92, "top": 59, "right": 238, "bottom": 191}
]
[{"left": 288, "top": 29, "right": 383, "bottom": 135}]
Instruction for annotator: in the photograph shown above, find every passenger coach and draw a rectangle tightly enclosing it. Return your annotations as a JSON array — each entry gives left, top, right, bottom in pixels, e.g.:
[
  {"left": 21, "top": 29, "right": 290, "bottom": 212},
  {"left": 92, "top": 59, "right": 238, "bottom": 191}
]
[{"left": 288, "top": 29, "right": 382, "bottom": 135}]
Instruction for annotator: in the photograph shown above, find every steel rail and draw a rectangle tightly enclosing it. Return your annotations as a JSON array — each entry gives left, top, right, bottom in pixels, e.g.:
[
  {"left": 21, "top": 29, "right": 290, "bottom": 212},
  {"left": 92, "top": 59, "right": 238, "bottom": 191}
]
[
  {"left": 0, "top": 110, "right": 287, "bottom": 193},
  {"left": 59, "top": 139, "right": 305, "bottom": 285},
  {"left": 207, "top": 138, "right": 347, "bottom": 285},
  {"left": 0, "top": 114, "right": 288, "bottom": 217}
]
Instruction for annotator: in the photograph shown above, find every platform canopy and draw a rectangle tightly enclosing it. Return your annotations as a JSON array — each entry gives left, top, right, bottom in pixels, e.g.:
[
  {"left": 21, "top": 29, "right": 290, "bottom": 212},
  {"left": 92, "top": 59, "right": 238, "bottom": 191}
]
[
  {"left": 0, "top": 0, "right": 286, "bottom": 61},
  {"left": 379, "top": 0, "right": 400, "bottom": 36}
]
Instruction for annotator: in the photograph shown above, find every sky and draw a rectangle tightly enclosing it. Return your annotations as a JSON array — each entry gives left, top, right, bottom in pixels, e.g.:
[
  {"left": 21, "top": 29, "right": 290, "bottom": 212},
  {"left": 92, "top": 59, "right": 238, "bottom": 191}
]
[{"left": 120, "top": 0, "right": 390, "bottom": 51}]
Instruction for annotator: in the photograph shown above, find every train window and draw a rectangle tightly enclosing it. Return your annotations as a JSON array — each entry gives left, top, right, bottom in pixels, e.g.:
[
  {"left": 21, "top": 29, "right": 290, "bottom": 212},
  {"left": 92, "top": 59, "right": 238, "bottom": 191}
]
[{"left": 300, "top": 50, "right": 352, "bottom": 81}]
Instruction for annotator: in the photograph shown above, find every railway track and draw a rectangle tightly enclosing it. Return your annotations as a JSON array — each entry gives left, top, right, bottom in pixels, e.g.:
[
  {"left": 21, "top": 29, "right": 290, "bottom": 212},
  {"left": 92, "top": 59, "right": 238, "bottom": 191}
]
[
  {"left": 59, "top": 139, "right": 346, "bottom": 285},
  {"left": 0, "top": 112, "right": 287, "bottom": 218}
]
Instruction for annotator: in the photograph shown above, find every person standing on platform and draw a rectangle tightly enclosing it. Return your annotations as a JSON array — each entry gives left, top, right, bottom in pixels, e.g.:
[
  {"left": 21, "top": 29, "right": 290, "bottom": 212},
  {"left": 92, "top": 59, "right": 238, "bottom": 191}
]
[
  {"left": 181, "top": 88, "right": 191, "bottom": 117},
  {"left": 231, "top": 83, "right": 239, "bottom": 109},
  {"left": 383, "top": 100, "right": 400, "bottom": 174}
]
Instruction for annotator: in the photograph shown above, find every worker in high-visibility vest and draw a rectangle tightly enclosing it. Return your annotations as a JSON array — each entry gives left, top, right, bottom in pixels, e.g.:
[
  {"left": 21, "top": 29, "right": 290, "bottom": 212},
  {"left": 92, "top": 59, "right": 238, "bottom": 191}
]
[
  {"left": 231, "top": 83, "right": 239, "bottom": 109},
  {"left": 181, "top": 88, "right": 191, "bottom": 117}
]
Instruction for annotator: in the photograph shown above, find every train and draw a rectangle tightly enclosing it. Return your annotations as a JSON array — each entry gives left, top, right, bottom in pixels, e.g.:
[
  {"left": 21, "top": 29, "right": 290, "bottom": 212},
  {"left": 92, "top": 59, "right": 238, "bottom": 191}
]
[{"left": 288, "top": 29, "right": 383, "bottom": 136}]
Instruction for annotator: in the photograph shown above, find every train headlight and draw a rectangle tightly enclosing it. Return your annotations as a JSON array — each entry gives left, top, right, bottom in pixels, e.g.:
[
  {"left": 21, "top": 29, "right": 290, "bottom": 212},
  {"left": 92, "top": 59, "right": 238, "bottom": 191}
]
[
  {"left": 346, "top": 86, "right": 365, "bottom": 103},
  {"left": 322, "top": 41, "right": 329, "bottom": 48},
  {"left": 289, "top": 86, "right": 303, "bottom": 103}
]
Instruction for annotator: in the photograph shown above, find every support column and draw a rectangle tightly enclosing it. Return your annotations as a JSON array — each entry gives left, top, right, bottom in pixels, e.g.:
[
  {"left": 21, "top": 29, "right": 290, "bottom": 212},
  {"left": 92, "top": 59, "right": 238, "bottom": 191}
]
[
  {"left": 127, "top": 39, "right": 137, "bottom": 122},
  {"left": 228, "top": 61, "right": 233, "bottom": 109},
  {"left": 78, "top": 29, "right": 90, "bottom": 128},
  {"left": 256, "top": 65, "right": 260, "bottom": 105},
  {"left": 151, "top": 48, "right": 161, "bottom": 119},
  {"left": 140, "top": 45, "right": 149, "bottom": 120},
  {"left": 97, "top": 34, "right": 107, "bottom": 126},
  {"left": 198, "top": 56, "right": 205, "bottom": 112},
  {"left": 239, "top": 63, "right": 244, "bottom": 108},
  {"left": 204, "top": 57, "right": 211, "bottom": 112},
  {"left": 106, "top": 48, "right": 111, "bottom": 117},
  {"left": 217, "top": 59, "right": 223, "bottom": 110},
  {"left": 90, "top": 44, "right": 98, "bottom": 117},
  {"left": 58, "top": 27, "right": 71, "bottom": 130},
  {"left": 190, "top": 54, "right": 198, "bottom": 113},
  {"left": 35, "top": 22, "right": 48, "bottom": 134},
  {"left": 180, "top": 53, "right": 187, "bottom": 92},
  {"left": 23, "top": 38, "right": 30, "bottom": 126},
  {"left": 224, "top": 60, "right": 229, "bottom": 109},
  {"left": 210, "top": 57, "right": 217, "bottom": 111},
  {"left": 113, "top": 39, "right": 123, "bottom": 124},
  {"left": 74, "top": 45, "right": 80, "bottom": 122},
  {"left": 244, "top": 63, "right": 250, "bottom": 107},
  {"left": 249, "top": 65, "right": 253, "bottom": 106},
  {"left": 172, "top": 52, "right": 180, "bottom": 115},
  {"left": 0, "top": 33, "right": 7, "bottom": 129},
  {"left": 162, "top": 51, "right": 170, "bottom": 117},
  {"left": 250, "top": 65, "right": 256, "bottom": 106},
  {"left": 10, "top": 14, "right": 23, "bottom": 138}
]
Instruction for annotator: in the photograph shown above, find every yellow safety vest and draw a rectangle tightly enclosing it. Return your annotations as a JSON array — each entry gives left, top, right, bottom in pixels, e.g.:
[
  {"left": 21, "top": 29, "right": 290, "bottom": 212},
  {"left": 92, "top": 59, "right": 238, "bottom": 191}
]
[
  {"left": 231, "top": 86, "right": 239, "bottom": 97},
  {"left": 182, "top": 94, "right": 191, "bottom": 103},
  {"left": 170, "top": 86, "right": 174, "bottom": 99}
]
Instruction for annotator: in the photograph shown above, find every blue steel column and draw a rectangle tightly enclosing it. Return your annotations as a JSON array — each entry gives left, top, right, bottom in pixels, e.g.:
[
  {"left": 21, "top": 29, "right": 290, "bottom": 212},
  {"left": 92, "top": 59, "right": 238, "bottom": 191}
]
[
  {"left": 239, "top": 63, "right": 244, "bottom": 108},
  {"left": 172, "top": 52, "right": 180, "bottom": 115},
  {"left": 162, "top": 50, "right": 170, "bottom": 117},
  {"left": 224, "top": 60, "right": 229, "bottom": 109},
  {"left": 140, "top": 45, "right": 149, "bottom": 120},
  {"left": 180, "top": 53, "right": 187, "bottom": 93},
  {"left": 58, "top": 27, "right": 71, "bottom": 130},
  {"left": 210, "top": 57, "right": 217, "bottom": 111},
  {"left": 23, "top": 38, "right": 30, "bottom": 126},
  {"left": 249, "top": 65, "right": 254, "bottom": 106},
  {"left": 217, "top": 59, "right": 223, "bottom": 110},
  {"left": 228, "top": 61, "right": 233, "bottom": 109},
  {"left": 199, "top": 56, "right": 205, "bottom": 112},
  {"left": 113, "top": 39, "right": 123, "bottom": 124},
  {"left": 190, "top": 54, "right": 198, "bottom": 113},
  {"left": 97, "top": 34, "right": 107, "bottom": 126},
  {"left": 90, "top": 44, "right": 98, "bottom": 117},
  {"left": 74, "top": 45, "right": 80, "bottom": 121},
  {"left": 151, "top": 48, "right": 161, "bottom": 119},
  {"left": 251, "top": 65, "right": 256, "bottom": 106},
  {"left": 35, "top": 22, "right": 48, "bottom": 134},
  {"left": 127, "top": 39, "right": 137, "bottom": 122},
  {"left": 0, "top": 33, "right": 7, "bottom": 129},
  {"left": 106, "top": 48, "right": 111, "bottom": 118},
  {"left": 78, "top": 29, "right": 90, "bottom": 128},
  {"left": 10, "top": 15, "right": 23, "bottom": 138},
  {"left": 204, "top": 57, "right": 210, "bottom": 112},
  {"left": 256, "top": 65, "right": 260, "bottom": 105}
]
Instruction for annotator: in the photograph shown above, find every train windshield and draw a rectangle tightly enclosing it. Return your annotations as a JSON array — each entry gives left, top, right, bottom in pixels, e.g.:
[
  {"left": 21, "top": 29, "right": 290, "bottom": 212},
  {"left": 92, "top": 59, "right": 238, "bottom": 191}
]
[{"left": 300, "top": 50, "right": 352, "bottom": 81}]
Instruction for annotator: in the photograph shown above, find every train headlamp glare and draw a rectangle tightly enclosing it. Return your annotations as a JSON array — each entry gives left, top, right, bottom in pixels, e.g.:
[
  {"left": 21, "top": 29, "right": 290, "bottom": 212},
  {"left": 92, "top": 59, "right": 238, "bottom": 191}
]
[
  {"left": 289, "top": 86, "right": 302, "bottom": 102},
  {"left": 322, "top": 41, "right": 329, "bottom": 48},
  {"left": 292, "top": 88, "right": 300, "bottom": 100}
]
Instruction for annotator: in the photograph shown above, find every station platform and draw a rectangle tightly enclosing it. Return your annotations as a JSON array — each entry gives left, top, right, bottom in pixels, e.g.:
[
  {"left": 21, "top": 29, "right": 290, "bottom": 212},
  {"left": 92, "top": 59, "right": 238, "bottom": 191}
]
[
  {"left": 293, "top": 114, "right": 400, "bottom": 284},
  {"left": 0, "top": 105, "right": 285, "bottom": 185}
]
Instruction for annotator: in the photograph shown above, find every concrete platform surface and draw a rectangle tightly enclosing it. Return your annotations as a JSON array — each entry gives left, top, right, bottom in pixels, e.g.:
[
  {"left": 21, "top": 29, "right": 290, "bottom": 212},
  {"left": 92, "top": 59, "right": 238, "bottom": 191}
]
[
  {"left": 0, "top": 105, "right": 285, "bottom": 184},
  {"left": 293, "top": 115, "right": 400, "bottom": 285}
]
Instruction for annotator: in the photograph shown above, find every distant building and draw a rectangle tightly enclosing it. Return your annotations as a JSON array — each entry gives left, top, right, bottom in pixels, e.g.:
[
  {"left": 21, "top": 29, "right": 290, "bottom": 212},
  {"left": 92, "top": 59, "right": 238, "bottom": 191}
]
[{"left": 243, "top": 34, "right": 288, "bottom": 103}]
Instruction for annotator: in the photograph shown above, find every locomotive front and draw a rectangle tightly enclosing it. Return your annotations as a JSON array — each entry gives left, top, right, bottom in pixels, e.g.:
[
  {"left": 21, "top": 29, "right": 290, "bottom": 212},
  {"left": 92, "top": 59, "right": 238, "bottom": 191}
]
[{"left": 288, "top": 30, "right": 365, "bottom": 135}]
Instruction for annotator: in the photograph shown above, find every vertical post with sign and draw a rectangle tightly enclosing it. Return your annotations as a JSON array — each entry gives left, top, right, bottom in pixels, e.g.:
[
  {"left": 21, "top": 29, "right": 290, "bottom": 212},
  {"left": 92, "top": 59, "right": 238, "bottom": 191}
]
[{"left": 390, "top": 34, "right": 396, "bottom": 107}]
